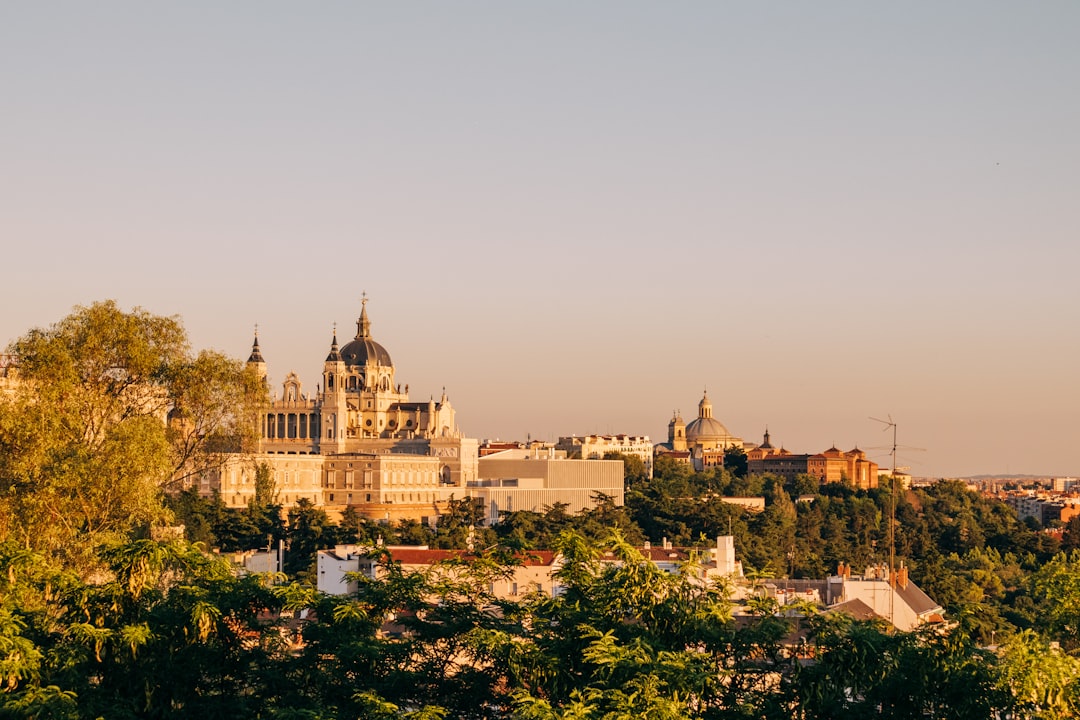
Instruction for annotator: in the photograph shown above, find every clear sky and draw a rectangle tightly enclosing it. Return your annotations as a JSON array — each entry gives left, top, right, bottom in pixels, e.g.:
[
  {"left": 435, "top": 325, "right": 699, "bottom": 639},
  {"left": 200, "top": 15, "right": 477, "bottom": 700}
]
[{"left": 3, "top": 3, "right": 1078, "bottom": 478}]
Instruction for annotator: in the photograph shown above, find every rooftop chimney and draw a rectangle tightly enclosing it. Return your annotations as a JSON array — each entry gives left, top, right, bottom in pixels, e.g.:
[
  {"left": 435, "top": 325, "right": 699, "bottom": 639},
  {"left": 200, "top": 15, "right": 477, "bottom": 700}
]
[{"left": 897, "top": 562, "right": 909, "bottom": 590}]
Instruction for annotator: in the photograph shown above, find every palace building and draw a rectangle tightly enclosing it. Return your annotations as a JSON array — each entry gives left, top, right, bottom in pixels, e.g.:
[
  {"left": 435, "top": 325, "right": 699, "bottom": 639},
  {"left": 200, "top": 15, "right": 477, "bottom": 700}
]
[
  {"left": 199, "top": 298, "right": 479, "bottom": 523},
  {"left": 745, "top": 429, "right": 879, "bottom": 489}
]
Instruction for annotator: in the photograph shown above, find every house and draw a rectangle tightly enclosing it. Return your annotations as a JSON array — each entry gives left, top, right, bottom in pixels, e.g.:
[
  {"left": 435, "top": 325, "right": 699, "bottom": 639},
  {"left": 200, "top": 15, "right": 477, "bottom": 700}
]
[{"left": 316, "top": 544, "right": 561, "bottom": 600}]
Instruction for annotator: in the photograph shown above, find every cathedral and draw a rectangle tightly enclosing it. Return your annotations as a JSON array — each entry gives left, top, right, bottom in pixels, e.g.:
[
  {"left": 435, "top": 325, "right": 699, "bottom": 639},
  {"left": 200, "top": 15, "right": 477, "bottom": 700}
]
[
  {"left": 655, "top": 391, "right": 745, "bottom": 471},
  {"left": 202, "top": 298, "right": 480, "bottom": 523}
]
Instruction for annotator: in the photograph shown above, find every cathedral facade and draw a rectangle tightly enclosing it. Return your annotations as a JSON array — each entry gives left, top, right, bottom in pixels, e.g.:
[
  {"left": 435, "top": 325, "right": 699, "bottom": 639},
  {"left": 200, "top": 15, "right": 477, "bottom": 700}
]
[{"left": 202, "top": 299, "right": 479, "bottom": 523}]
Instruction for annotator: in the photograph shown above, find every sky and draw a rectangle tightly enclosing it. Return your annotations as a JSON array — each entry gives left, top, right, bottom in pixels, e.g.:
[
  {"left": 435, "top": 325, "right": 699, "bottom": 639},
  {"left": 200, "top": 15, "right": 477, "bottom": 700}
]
[{"left": 3, "top": 3, "right": 1078, "bottom": 479}]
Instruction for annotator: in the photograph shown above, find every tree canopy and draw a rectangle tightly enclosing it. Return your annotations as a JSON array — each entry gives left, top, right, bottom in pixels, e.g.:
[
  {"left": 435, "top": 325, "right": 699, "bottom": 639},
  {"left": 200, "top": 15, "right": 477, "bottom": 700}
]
[
  {"left": 0, "top": 301, "right": 265, "bottom": 571},
  {"left": 1, "top": 531, "right": 1077, "bottom": 719}
]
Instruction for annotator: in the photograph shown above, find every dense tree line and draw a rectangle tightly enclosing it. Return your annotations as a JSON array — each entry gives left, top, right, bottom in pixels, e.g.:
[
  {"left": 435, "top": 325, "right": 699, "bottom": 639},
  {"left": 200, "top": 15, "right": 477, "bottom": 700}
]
[
  {"left": 167, "top": 453, "right": 1080, "bottom": 656},
  {"left": 2, "top": 534, "right": 1079, "bottom": 718},
  {"left": 162, "top": 425, "right": 1077, "bottom": 655}
]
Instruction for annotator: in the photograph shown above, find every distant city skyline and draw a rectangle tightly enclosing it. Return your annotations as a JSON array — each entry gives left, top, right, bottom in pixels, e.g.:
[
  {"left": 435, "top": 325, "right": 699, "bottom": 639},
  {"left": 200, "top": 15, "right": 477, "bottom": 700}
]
[{"left": 3, "top": 3, "right": 1078, "bottom": 479}]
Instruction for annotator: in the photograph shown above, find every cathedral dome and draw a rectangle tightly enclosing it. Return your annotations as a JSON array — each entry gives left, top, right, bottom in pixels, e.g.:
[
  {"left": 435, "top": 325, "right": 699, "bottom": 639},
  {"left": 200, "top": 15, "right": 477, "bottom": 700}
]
[
  {"left": 685, "top": 416, "right": 732, "bottom": 442},
  {"left": 685, "top": 391, "right": 735, "bottom": 443},
  {"left": 339, "top": 298, "right": 393, "bottom": 368},
  {"left": 340, "top": 337, "right": 392, "bottom": 367}
]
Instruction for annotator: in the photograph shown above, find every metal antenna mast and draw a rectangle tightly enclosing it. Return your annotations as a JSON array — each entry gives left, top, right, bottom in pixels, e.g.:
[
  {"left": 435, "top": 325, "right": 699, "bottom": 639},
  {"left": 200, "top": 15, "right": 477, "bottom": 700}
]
[{"left": 869, "top": 415, "right": 897, "bottom": 628}]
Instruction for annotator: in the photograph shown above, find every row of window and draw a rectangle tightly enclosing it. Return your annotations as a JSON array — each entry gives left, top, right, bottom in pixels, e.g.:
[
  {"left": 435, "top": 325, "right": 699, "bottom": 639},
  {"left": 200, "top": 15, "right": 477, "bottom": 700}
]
[
  {"left": 326, "top": 492, "right": 437, "bottom": 504},
  {"left": 325, "top": 373, "right": 393, "bottom": 391}
]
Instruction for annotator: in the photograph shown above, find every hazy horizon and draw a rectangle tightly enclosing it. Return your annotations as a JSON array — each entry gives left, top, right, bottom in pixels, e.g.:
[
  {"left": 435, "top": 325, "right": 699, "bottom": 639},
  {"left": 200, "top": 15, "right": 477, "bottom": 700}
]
[{"left": 4, "top": 3, "right": 1078, "bottom": 479}]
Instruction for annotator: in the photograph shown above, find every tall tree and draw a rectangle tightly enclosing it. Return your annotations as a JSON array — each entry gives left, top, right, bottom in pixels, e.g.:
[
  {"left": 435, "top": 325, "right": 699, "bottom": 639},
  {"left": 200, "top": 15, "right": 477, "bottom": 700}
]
[
  {"left": 0, "top": 301, "right": 265, "bottom": 569},
  {"left": 723, "top": 445, "right": 748, "bottom": 478},
  {"left": 285, "top": 498, "right": 337, "bottom": 580},
  {"left": 601, "top": 451, "right": 648, "bottom": 486},
  {"left": 166, "top": 350, "right": 266, "bottom": 491}
]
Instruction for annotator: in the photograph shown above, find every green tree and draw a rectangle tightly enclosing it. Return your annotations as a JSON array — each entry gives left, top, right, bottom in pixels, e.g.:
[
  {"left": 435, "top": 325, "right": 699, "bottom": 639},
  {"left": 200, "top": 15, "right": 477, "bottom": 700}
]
[
  {"left": 795, "top": 614, "right": 1010, "bottom": 719},
  {"left": 253, "top": 461, "right": 279, "bottom": 507},
  {"left": 1027, "top": 550, "right": 1080, "bottom": 652},
  {"left": 601, "top": 451, "right": 648, "bottom": 486},
  {"left": 285, "top": 498, "right": 337, "bottom": 580},
  {"left": 996, "top": 630, "right": 1080, "bottom": 720},
  {"left": 0, "top": 538, "right": 293, "bottom": 719},
  {"left": 0, "top": 301, "right": 265, "bottom": 570},
  {"left": 1060, "top": 516, "right": 1080, "bottom": 552},
  {"left": 723, "top": 445, "right": 748, "bottom": 478},
  {"left": 166, "top": 349, "right": 267, "bottom": 491},
  {"left": 433, "top": 496, "right": 490, "bottom": 549}
]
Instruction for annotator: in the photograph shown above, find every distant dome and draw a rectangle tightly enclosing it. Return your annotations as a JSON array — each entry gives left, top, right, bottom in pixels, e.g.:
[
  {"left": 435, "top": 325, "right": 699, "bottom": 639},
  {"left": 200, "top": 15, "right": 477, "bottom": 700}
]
[
  {"left": 686, "top": 416, "right": 733, "bottom": 442},
  {"left": 686, "top": 390, "right": 736, "bottom": 443}
]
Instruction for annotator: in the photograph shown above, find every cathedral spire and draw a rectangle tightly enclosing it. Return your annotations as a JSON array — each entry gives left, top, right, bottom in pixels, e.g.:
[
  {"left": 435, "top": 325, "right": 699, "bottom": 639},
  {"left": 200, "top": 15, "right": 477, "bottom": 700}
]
[
  {"left": 326, "top": 323, "right": 342, "bottom": 362},
  {"left": 247, "top": 325, "right": 265, "bottom": 363},
  {"left": 355, "top": 292, "right": 371, "bottom": 340}
]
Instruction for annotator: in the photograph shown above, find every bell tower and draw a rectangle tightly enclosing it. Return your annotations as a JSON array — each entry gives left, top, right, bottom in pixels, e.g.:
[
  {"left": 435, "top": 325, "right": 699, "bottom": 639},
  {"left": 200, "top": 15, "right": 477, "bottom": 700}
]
[
  {"left": 246, "top": 326, "right": 267, "bottom": 383},
  {"left": 668, "top": 410, "right": 687, "bottom": 452},
  {"left": 320, "top": 325, "right": 347, "bottom": 452}
]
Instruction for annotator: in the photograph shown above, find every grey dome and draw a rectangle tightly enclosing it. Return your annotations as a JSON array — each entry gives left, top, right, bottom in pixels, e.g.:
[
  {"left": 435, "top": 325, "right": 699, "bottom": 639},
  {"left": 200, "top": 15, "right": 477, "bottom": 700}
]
[
  {"left": 339, "top": 298, "right": 393, "bottom": 367},
  {"left": 686, "top": 416, "right": 732, "bottom": 441},
  {"left": 339, "top": 337, "right": 392, "bottom": 367}
]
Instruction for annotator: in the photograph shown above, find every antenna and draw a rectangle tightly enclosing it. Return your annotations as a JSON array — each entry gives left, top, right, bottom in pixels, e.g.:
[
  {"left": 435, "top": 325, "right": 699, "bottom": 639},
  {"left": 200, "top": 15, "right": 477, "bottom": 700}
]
[
  {"left": 869, "top": 415, "right": 897, "bottom": 629},
  {"left": 869, "top": 415, "right": 897, "bottom": 476}
]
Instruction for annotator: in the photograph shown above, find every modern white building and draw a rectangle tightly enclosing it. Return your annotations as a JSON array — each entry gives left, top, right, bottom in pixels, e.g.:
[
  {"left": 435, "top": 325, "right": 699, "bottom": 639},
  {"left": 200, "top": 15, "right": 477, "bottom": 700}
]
[
  {"left": 555, "top": 434, "right": 653, "bottom": 478},
  {"left": 475, "top": 448, "right": 625, "bottom": 524},
  {"left": 315, "top": 544, "right": 561, "bottom": 599}
]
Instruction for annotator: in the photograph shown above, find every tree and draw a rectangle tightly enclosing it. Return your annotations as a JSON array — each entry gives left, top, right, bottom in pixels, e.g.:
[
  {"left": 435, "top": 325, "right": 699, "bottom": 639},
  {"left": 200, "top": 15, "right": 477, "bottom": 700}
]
[
  {"left": 995, "top": 630, "right": 1080, "bottom": 720},
  {"left": 1061, "top": 516, "right": 1080, "bottom": 552},
  {"left": 337, "top": 506, "right": 384, "bottom": 546},
  {"left": 433, "top": 496, "right": 489, "bottom": 549},
  {"left": 165, "top": 487, "right": 227, "bottom": 547},
  {"left": 1027, "top": 550, "right": 1080, "bottom": 652},
  {"left": 723, "top": 445, "right": 748, "bottom": 478},
  {"left": 285, "top": 498, "right": 337, "bottom": 580},
  {"left": 253, "top": 461, "right": 279, "bottom": 507},
  {"left": 0, "top": 538, "right": 293, "bottom": 719},
  {"left": 795, "top": 615, "right": 1010, "bottom": 719},
  {"left": 601, "top": 451, "right": 648, "bottom": 486},
  {"left": 0, "top": 301, "right": 265, "bottom": 570},
  {"left": 166, "top": 349, "right": 267, "bottom": 491},
  {"left": 0, "top": 302, "right": 182, "bottom": 566}
]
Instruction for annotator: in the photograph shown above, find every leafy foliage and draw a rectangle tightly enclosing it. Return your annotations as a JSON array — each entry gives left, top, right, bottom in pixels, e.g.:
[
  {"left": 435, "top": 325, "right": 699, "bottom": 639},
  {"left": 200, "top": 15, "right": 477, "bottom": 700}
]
[{"left": 0, "top": 301, "right": 266, "bottom": 572}]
